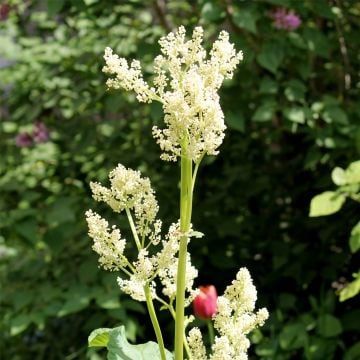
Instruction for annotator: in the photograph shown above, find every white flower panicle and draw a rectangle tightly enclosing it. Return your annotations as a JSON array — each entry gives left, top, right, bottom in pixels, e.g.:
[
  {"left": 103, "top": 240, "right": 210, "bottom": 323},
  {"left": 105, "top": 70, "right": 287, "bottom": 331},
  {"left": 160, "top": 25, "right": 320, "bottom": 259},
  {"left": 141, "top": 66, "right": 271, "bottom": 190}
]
[
  {"left": 158, "top": 252, "right": 198, "bottom": 301},
  {"left": 85, "top": 209, "right": 127, "bottom": 271},
  {"left": 211, "top": 268, "right": 269, "bottom": 359},
  {"left": 90, "top": 164, "right": 159, "bottom": 240},
  {"left": 156, "top": 221, "right": 198, "bottom": 301},
  {"left": 86, "top": 163, "right": 199, "bottom": 303},
  {"left": 117, "top": 249, "right": 155, "bottom": 302},
  {"left": 210, "top": 336, "right": 234, "bottom": 360},
  {"left": 103, "top": 47, "right": 156, "bottom": 103},
  {"left": 187, "top": 328, "right": 207, "bottom": 360},
  {"left": 103, "top": 26, "right": 243, "bottom": 162},
  {"left": 116, "top": 221, "right": 197, "bottom": 303},
  {"left": 186, "top": 267, "right": 268, "bottom": 360}
]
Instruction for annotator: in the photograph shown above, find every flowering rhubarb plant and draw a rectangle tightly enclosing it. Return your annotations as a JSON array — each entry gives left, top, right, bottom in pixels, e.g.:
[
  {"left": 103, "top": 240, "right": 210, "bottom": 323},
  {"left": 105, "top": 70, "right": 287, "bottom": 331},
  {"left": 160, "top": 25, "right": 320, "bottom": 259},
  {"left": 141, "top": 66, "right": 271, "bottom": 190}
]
[{"left": 86, "top": 26, "right": 268, "bottom": 360}]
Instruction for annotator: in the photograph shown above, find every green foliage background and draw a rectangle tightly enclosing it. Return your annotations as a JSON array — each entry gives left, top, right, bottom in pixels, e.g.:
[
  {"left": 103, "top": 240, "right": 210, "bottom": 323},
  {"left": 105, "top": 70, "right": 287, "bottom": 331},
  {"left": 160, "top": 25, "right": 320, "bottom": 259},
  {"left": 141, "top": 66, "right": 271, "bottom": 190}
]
[{"left": 0, "top": 0, "right": 359, "bottom": 359}]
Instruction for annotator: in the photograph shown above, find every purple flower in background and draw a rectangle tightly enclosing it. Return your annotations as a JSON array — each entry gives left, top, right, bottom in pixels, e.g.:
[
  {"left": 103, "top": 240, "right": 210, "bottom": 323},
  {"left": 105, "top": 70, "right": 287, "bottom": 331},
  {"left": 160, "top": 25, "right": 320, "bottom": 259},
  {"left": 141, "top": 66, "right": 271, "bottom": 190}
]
[
  {"left": 33, "top": 122, "right": 50, "bottom": 143},
  {"left": 15, "top": 132, "right": 33, "bottom": 148},
  {"left": 15, "top": 122, "right": 50, "bottom": 148},
  {"left": 0, "top": 4, "right": 11, "bottom": 21},
  {"left": 269, "top": 8, "right": 301, "bottom": 31}
]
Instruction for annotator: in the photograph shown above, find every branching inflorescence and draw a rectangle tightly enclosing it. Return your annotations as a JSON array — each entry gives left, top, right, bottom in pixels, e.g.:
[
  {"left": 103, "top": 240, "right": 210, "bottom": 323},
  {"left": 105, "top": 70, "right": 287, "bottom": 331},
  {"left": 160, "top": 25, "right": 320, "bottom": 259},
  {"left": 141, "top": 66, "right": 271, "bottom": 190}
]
[
  {"left": 103, "top": 26, "right": 242, "bottom": 162},
  {"left": 86, "top": 26, "right": 268, "bottom": 360}
]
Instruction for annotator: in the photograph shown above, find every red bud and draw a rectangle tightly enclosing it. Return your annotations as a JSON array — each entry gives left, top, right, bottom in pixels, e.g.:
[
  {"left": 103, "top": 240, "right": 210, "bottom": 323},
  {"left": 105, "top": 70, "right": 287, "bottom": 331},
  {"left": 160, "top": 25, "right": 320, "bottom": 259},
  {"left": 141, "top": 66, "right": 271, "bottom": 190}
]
[{"left": 193, "top": 285, "right": 217, "bottom": 320}]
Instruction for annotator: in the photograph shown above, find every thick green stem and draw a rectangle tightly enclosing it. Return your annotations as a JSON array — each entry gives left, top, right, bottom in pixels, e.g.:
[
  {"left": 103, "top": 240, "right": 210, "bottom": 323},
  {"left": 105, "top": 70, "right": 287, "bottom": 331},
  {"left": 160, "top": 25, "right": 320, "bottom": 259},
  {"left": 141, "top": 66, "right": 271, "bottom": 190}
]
[
  {"left": 144, "top": 284, "right": 167, "bottom": 360},
  {"left": 167, "top": 303, "right": 192, "bottom": 360},
  {"left": 175, "top": 153, "right": 193, "bottom": 360}
]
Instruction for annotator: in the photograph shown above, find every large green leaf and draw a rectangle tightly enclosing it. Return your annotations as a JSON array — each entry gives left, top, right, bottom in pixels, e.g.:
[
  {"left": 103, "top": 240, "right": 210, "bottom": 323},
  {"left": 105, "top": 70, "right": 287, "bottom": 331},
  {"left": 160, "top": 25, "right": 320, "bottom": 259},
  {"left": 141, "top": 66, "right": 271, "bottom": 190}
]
[
  {"left": 283, "top": 107, "right": 306, "bottom": 124},
  {"left": 317, "top": 314, "right": 342, "bottom": 337},
  {"left": 232, "top": 8, "right": 258, "bottom": 34},
  {"left": 323, "top": 106, "right": 348, "bottom": 125},
  {"left": 226, "top": 112, "right": 245, "bottom": 132},
  {"left": 252, "top": 101, "right": 276, "bottom": 122},
  {"left": 345, "top": 161, "right": 360, "bottom": 184},
  {"left": 339, "top": 273, "right": 360, "bottom": 302},
  {"left": 284, "top": 80, "right": 307, "bottom": 102},
  {"left": 279, "top": 323, "right": 307, "bottom": 350},
  {"left": 201, "top": 2, "right": 225, "bottom": 22},
  {"left": 257, "top": 43, "right": 284, "bottom": 73},
  {"left": 344, "top": 342, "right": 360, "bottom": 360},
  {"left": 309, "top": 191, "right": 345, "bottom": 217},
  {"left": 107, "top": 326, "right": 173, "bottom": 360},
  {"left": 259, "top": 77, "right": 278, "bottom": 94},
  {"left": 331, "top": 167, "right": 347, "bottom": 186},
  {"left": 10, "top": 314, "right": 33, "bottom": 336},
  {"left": 88, "top": 328, "right": 112, "bottom": 347},
  {"left": 58, "top": 287, "right": 91, "bottom": 317},
  {"left": 350, "top": 221, "right": 360, "bottom": 253},
  {"left": 46, "top": 0, "right": 65, "bottom": 16}
]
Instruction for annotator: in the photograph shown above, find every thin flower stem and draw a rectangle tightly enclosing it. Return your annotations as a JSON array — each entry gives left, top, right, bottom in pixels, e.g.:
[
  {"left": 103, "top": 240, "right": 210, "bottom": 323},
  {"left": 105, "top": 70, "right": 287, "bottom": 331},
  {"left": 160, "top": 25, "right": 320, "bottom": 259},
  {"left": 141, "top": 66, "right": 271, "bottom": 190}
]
[
  {"left": 183, "top": 332, "right": 192, "bottom": 359},
  {"left": 125, "top": 208, "right": 142, "bottom": 251},
  {"left": 119, "top": 263, "right": 132, "bottom": 277},
  {"left": 175, "top": 147, "right": 193, "bottom": 360},
  {"left": 144, "top": 284, "right": 167, "bottom": 360},
  {"left": 191, "top": 152, "right": 205, "bottom": 193},
  {"left": 141, "top": 219, "right": 149, "bottom": 247},
  {"left": 207, "top": 320, "right": 215, "bottom": 349}
]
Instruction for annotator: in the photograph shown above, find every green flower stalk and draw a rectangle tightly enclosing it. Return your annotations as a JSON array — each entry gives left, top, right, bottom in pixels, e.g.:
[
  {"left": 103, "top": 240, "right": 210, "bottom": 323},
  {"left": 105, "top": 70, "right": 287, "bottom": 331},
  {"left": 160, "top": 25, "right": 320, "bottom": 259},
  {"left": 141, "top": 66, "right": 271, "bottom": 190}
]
[
  {"left": 176, "top": 153, "right": 193, "bottom": 359},
  {"left": 86, "top": 26, "right": 268, "bottom": 360}
]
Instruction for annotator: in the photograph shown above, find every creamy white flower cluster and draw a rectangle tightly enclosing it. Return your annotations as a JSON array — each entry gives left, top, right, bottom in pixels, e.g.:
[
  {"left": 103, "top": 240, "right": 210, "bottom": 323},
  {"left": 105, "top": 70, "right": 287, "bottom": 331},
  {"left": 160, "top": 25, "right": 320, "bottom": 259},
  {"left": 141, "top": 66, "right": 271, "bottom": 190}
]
[
  {"left": 103, "top": 26, "right": 243, "bottom": 162},
  {"left": 85, "top": 210, "right": 126, "bottom": 271},
  {"left": 89, "top": 164, "right": 159, "bottom": 241},
  {"left": 187, "top": 268, "right": 269, "bottom": 360},
  {"left": 85, "top": 164, "right": 198, "bottom": 302}
]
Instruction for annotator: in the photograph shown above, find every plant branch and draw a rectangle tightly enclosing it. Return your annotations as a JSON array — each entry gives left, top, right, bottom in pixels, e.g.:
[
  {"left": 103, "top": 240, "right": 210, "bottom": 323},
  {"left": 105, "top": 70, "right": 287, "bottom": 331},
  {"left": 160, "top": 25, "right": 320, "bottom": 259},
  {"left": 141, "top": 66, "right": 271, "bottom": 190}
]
[
  {"left": 125, "top": 208, "right": 142, "bottom": 251},
  {"left": 144, "top": 283, "right": 167, "bottom": 360}
]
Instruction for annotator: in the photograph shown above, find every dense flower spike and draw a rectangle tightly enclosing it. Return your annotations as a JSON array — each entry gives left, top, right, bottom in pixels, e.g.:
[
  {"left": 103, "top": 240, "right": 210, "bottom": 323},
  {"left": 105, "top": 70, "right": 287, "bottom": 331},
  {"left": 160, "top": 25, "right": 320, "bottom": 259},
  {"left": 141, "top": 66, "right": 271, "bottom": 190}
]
[
  {"left": 187, "top": 268, "right": 268, "bottom": 360},
  {"left": 85, "top": 210, "right": 127, "bottom": 271},
  {"left": 103, "top": 26, "right": 243, "bottom": 162},
  {"left": 212, "top": 268, "right": 269, "bottom": 359},
  {"left": 187, "top": 328, "right": 207, "bottom": 360}
]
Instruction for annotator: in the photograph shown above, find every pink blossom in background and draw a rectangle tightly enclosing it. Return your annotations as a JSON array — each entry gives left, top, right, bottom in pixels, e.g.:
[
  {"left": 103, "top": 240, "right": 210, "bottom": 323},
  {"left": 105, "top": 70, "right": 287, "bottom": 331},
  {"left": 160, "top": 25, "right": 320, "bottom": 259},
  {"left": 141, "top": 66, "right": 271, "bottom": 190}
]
[
  {"left": 15, "top": 132, "right": 33, "bottom": 148},
  {"left": 0, "top": 4, "right": 11, "bottom": 21},
  {"left": 269, "top": 7, "right": 301, "bottom": 31},
  {"left": 15, "top": 122, "right": 50, "bottom": 147},
  {"left": 193, "top": 285, "right": 218, "bottom": 320},
  {"left": 32, "top": 122, "right": 50, "bottom": 143}
]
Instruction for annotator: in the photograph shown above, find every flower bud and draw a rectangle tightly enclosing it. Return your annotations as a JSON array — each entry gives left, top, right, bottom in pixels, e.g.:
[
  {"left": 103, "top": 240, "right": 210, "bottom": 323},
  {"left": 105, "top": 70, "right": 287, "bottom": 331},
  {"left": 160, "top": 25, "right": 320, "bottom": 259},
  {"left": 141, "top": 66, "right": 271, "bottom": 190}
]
[{"left": 193, "top": 285, "right": 217, "bottom": 320}]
